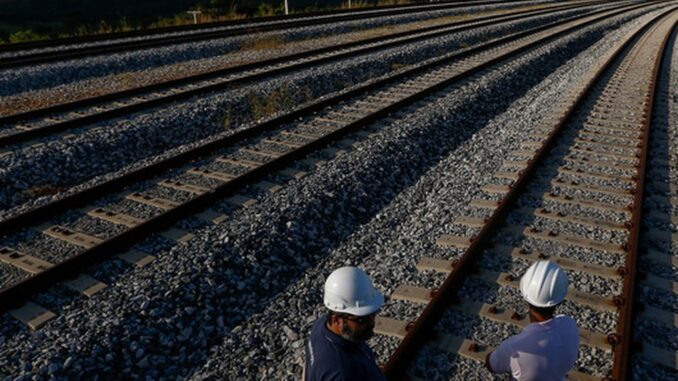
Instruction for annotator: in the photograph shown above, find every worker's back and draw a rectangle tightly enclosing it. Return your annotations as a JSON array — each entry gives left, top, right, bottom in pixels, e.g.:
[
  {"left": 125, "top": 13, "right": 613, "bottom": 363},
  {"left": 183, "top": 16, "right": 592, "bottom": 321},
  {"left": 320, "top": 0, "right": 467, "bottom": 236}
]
[{"left": 489, "top": 315, "right": 579, "bottom": 381}]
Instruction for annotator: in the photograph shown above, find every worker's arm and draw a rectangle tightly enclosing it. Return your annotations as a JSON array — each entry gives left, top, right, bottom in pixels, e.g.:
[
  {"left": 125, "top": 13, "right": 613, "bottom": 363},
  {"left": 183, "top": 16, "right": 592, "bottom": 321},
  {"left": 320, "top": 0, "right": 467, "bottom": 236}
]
[
  {"left": 485, "top": 340, "right": 512, "bottom": 374},
  {"left": 485, "top": 351, "right": 495, "bottom": 372}
]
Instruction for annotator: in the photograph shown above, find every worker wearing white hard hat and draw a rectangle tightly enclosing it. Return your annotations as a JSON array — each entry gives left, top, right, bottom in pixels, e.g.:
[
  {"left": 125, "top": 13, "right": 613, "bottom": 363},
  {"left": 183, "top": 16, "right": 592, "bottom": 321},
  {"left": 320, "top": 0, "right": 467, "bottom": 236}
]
[
  {"left": 486, "top": 260, "right": 579, "bottom": 381},
  {"left": 303, "top": 266, "right": 387, "bottom": 381}
]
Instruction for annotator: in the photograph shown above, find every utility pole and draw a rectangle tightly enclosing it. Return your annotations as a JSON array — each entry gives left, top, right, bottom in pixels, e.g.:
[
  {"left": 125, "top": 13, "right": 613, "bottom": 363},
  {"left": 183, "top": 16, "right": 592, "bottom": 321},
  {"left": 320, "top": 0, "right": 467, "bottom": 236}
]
[
  {"left": 284, "top": 0, "right": 289, "bottom": 15},
  {"left": 186, "top": 10, "right": 202, "bottom": 24}
]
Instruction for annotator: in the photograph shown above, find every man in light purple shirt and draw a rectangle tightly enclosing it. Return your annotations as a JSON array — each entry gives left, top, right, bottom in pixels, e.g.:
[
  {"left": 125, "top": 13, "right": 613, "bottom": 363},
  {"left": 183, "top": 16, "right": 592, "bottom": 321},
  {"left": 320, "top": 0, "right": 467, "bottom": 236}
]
[{"left": 486, "top": 260, "right": 579, "bottom": 381}]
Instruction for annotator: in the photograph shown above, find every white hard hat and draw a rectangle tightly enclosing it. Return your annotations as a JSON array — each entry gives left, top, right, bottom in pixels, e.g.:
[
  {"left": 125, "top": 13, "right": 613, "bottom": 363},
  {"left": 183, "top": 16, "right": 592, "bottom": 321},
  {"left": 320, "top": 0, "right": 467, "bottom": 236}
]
[
  {"left": 520, "top": 260, "right": 568, "bottom": 308},
  {"left": 324, "top": 266, "right": 384, "bottom": 316}
]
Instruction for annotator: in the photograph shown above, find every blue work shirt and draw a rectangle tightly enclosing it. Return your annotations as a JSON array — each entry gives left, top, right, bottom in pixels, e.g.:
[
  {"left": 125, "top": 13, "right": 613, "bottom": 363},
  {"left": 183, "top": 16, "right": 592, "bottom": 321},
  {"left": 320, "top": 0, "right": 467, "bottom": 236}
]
[{"left": 304, "top": 316, "right": 387, "bottom": 381}]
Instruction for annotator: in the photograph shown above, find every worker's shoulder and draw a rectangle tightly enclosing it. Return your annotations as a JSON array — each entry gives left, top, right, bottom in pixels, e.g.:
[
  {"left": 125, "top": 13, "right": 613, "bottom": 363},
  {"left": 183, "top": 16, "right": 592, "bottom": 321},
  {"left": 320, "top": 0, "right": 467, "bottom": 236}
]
[{"left": 552, "top": 314, "right": 578, "bottom": 330}]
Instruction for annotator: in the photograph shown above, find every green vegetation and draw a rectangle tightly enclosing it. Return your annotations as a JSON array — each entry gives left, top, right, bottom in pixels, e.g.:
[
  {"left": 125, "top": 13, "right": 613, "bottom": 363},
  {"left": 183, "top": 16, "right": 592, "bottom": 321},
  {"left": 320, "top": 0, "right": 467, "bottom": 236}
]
[
  {"left": 240, "top": 35, "right": 286, "bottom": 52},
  {"left": 222, "top": 85, "right": 314, "bottom": 130},
  {"left": 22, "top": 184, "right": 62, "bottom": 200},
  {"left": 247, "top": 85, "right": 301, "bottom": 121},
  {"left": 7, "top": 29, "right": 50, "bottom": 43},
  {"left": 390, "top": 63, "right": 408, "bottom": 72}
]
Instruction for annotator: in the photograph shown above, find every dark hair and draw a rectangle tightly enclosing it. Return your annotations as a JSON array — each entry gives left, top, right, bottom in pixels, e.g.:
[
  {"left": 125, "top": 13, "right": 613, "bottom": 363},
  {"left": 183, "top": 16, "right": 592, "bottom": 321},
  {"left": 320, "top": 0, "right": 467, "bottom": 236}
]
[
  {"left": 326, "top": 311, "right": 347, "bottom": 323},
  {"left": 529, "top": 304, "right": 557, "bottom": 318}
]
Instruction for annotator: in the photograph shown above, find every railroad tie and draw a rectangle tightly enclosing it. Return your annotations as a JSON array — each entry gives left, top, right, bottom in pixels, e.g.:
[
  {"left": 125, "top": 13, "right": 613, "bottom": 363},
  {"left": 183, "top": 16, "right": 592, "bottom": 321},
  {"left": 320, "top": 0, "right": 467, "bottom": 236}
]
[
  {"left": 643, "top": 248, "right": 678, "bottom": 268},
  {"left": 320, "top": 147, "right": 346, "bottom": 158},
  {"left": 117, "top": 250, "right": 156, "bottom": 268},
  {"left": 480, "top": 183, "right": 511, "bottom": 195},
  {"left": 578, "top": 130, "right": 640, "bottom": 143},
  {"left": 642, "top": 229, "right": 678, "bottom": 246},
  {"left": 278, "top": 168, "right": 307, "bottom": 180},
  {"left": 240, "top": 147, "right": 283, "bottom": 159},
  {"left": 261, "top": 138, "right": 305, "bottom": 149},
  {"left": 540, "top": 193, "right": 631, "bottom": 215},
  {"left": 502, "top": 159, "right": 529, "bottom": 170},
  {"left": 195, "top": 209, "right": 229, "bottom": 225},
  {"left": 512, "top": 206, "right": 627, "bottom": 231},
  {"left": 63, "top": 274, "right": 107, "bottom": 298},
  {"left": 641, "top": 274, "right": 678, "bottom": 295},
  {"left": 557, "top": 167, "right": 635, "bottom": 184},
  {"left": 468, "top": 198, "right": 500, "bottom": 211},
  {"left": 486, "top": 268, "right": 617, "bottom": 312},
  {"left": 374, "top": 316, "right": 602, "bottom": 381},
  {"left": 86, "top": 207, "right": 144, "bottom": 228},
  {"left": 42, "top": 225, "right": 103, "bottom": 249},
  {"left": 226, "top": 194, "right": 257, "bottom": 208},
  {"left": 299, "top": 157, "right": 326, "bottom": 168},
  {"left": 0, "top": 247, "right": 106, "bottom": 297},
  {"left": 157, "top": 179, "right": 210, "bottom": 195},
  {"left": 125, "top": 193, "right": 180, "bottom": 210},
  {"left": 187, "top": 167, "right": 236, "bottom": 182},
  {"left": 279, "top": 130, "right": 321, "bottom": 140},
  {"left": 215, "top": 156, "right": 261, "bottom": 169},
  {"left": 419, "top": 248, "right": 620, "bottom": 280},
  {"left": 569, "top": 146, "right": 636, "bottom": 161},
  {"left": 453, "top": 216, "right": 486, "bottom": 228},
  {"left": 14, "top": 124, "right": 38, "bottom": 131},
  {"left": 509, "top": 149, "right": 539, "bottom": 158},
  {"left": 255, "top": 181, "right": 282, "bottom": 194},
  {"left": 160, "top": 228, "right": 194, "bottom": 243},
  {"left": 416, "top": 257, "right": 617, "bottom": 313},
  {"left": 435, "top": 234, "right": 472, "bottom": 250},
  {"left": 573, "top": 137, "right": 641, "bottom": 151},
  {"left": 551, "top": 179, "right": 634, "bottom": 198},
  {"left": 8, "top": 302, "right": 57, "bottom": 330},
  {"left": 390, "top": 286, "right": 610, "bottom": 351},
  {"left": 502, "top": 224, "right": 626, "bottom": 255},
  {"left": 0, "top": 247, "right": 53, "bottom": 274}
]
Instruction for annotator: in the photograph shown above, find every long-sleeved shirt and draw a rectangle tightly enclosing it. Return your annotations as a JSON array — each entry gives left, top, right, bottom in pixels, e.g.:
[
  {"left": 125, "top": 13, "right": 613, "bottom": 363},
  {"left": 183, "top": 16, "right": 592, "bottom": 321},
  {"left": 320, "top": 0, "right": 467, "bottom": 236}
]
[
  {"left": 489, "top": 315, "right": 579, "bottom": 381},
  {"left": 304, "top": 316, "right": 387, "bottom": 381}
]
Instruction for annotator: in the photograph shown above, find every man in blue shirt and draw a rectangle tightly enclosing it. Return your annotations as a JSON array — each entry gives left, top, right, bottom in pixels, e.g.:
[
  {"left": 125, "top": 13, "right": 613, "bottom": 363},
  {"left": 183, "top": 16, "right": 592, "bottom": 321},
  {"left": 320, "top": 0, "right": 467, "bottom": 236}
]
[{"left": 304, "top": 267, "right": 387, "bottom": 381}]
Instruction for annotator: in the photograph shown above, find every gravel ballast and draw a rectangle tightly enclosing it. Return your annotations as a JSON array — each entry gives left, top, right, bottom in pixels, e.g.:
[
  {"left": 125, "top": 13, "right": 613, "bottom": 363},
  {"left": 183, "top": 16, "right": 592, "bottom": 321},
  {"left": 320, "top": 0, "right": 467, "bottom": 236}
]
[
  {"left": 0, "top": 0, "right": 563, "bottom": 98},
  {"left": 630, "top": 11, "right": 678, "bottom": 380},
  {"left": 0, "top": 4, "right": 653, "bottom": 217},
  {"left": 0, "top": 4, "right": 675, "bottom": 381}
]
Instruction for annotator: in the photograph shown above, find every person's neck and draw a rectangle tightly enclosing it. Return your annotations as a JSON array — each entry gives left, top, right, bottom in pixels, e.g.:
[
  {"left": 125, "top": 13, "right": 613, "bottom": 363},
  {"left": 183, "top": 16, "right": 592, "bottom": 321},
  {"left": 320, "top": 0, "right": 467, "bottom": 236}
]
[{"left": 529, "top": 310, "right": 553, "bottom": 323}]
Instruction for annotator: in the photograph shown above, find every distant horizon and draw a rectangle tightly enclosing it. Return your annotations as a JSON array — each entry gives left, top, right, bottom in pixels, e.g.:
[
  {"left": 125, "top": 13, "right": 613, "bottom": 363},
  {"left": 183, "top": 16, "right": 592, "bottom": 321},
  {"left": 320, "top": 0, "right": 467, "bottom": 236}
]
[{"left": 0, "top": 0, "right": 342, "bottom": 38}]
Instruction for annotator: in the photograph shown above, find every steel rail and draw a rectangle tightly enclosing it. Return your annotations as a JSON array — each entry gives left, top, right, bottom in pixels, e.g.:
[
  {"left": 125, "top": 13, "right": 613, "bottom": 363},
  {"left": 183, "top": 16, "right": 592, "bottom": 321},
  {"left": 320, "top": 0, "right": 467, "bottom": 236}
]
[
  {"left": 0, "top": 4, "right": 651, "bottom": 314},
  {"left": 382, "top": 7, "right": 677, "bottom": 380},
  {"left": 608, "top": 14, "right": 677, "bottom": 381},
  {"left": 0, "top": 0, "right": 535, "bottom": 69},
  {"left": 0, "top": 0, "right": 602, "bottom": 136},
  {"left": 0, "top": 1, "right": 639, "bottom": 236},
  {"left": 0, "top": 0, "right": 514, "bottom": 53}
]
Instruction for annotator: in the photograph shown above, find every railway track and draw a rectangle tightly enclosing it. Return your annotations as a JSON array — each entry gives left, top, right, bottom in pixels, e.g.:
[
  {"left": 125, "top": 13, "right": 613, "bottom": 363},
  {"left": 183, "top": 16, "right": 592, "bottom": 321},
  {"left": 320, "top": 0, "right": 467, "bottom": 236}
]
[
  {"left": 0, "top": 0, "right": 656, "bottom": 334},
  {"left": 0, "top": 0, "right": 505, "bottom": 54},
  {"left": 375, "top": 7, "right": 678, "bottom": 381},
  {"left": 0, "top": 0, "right": 535, "bottom": 70},
  {"left": 0, "top": 0, "right": 608, "bottom": 152}
]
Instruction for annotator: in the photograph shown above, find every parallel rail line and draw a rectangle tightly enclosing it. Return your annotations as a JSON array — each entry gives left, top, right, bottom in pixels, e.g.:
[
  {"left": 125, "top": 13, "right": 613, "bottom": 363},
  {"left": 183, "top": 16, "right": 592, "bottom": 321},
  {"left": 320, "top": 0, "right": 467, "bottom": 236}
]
[
  {"left": 377, "top": 7, "right": 678, "bottom": 381},
  {"left": 0, "top": 0, "right": 536, "bottom": 70},
  {"left": 0, "top": 0, "right": 608, "bottom": 151},
  {"left": 0, "top": 2, "right": 647, "bottom": 333},
  {"left": 0, "top": 0, "right": 523, "bottom": 53}
]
